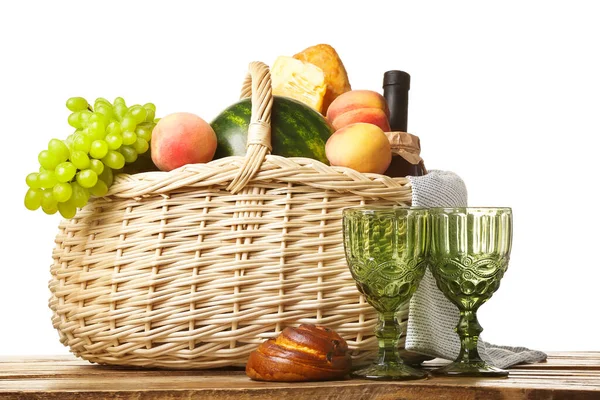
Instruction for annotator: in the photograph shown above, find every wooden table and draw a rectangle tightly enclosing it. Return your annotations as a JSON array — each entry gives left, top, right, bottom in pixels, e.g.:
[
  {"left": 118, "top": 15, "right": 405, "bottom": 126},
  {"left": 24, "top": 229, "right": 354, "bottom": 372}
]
[{"left": 1, "top": 352, "right": 598, "bottom": 399}]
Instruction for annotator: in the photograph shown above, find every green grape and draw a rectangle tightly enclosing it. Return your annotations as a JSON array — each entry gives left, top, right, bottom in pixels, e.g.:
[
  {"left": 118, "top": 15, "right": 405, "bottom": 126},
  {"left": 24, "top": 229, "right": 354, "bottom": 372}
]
[
  {"left": 68, "top": 112, "right": 82, "bottom": 129},
  {"left": 90, "top": 140, "right": 108, "bottom": 159},
  {"left": 145, "top": 109, "right": 156, "bottom": 122},
  {"left": 89, "top": 112, "right": 109, "bottom": 127},
  {"left": 120, "top": 116, "right": 137, "bottom": 132},
  {"left": 128, "top": 106, "right": 147, "bottom": 124},
  {"left": 71, "top": 150, "right": 90, "bottom": 169},
  {"left": 99, "top": 166, "right": 113, "bottom": 186},
  {"left": 57, "top": 199, "right": 77, "bottom": 219},
  {"left": 76, "top": 169, "right": 98, "bottom": 188},
  {"left": 114, "top": 97, "right": 126, "bottom": 106},
  {"left": 53, "top": 182, "right": 73, "bottom": 202},
  {"left": 81, "top": 128, "right": 95, "bottom": 140},
  {"left": 134, "top": 137, "right": 149, "bottom": 154},
  {"left": 42, "top": 205, "right": 58, "bottom": 215},
  {"left": 70, "top": 182, "right": 89, "bottom": 208},
  {"left": 95, "top": 104, "right": 115, "bottom": 121},
  {"left": 64, "top": 134, "right": 75, "bottom": 150},
  {"left": 89, "top": 159, "right": 104, "bottom": 175},
  {"left": 122, "top": 130, "right": 137, "bottom": 145},
  {"left": 94, "top": 97, "right": 111, "bottom": 109},
  {"left": 88, "top": 120, "right": 106, "bottom": 140},
  {"left": 143, "top": 103, "right": 156, "bottom": 122},
  {"left": 106, "top": 121, "right": 122, "bottom": 136},
  {"left": 102, "top": 150, "right": 125, "bottom": 170},
  {"left": 24, "top": 188, "right": 43, "bottom": 210},
  {"left": 114, "top": 104, "right": 127, "bottom": 120},
  {"left": 66, "top": 97, "right": 89, "bottom": 112},
  {"left": 38, "top": 150, "right": 61, "bottom": 170},
  {"left": 89, "top": 180, "right": 108, "bottom": 197},
  {"left": 120, "top": 145, "right": 138, "bottom": 163},
  {"left": 41, "top": 190, "right": 58, "bottom": 215},
  {"left": 73, "top": 134, "right": 92, "bottom": 152},
  {"left": 41, "top": 190, "right": 54, "bottom": 205},
  {"left": 79, "top": 110, "right": 92, "bottom": 126},
  {"left": 26, "top": 172, "right": 41, "bottom": 189},
  {"left": 55, "top": 162, "right": 77, "bottom": 183},
  {"left": 105, "top": 132, "right": 123, "bottom": 150},
  {"left": 38, "top": 171, "right": 58, "bottom": 188},
  {"left": 135, "top": 125, "right": 152, "bottom": 141},
  {"left": 48, "top": 139, "right": 70, "bottom": 162}
]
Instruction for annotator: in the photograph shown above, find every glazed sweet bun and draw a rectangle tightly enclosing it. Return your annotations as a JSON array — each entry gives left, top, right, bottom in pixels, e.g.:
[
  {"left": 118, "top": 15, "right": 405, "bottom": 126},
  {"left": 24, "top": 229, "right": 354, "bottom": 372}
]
[{"left": 246, "top": 324, "right": 352, "bottom": 382}]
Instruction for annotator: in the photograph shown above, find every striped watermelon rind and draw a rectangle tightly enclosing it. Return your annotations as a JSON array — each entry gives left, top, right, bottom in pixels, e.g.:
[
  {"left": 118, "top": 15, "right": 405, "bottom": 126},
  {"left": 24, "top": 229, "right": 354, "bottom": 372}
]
[{"left": 210, "top": 96, "right": 333, "bottom": 164}]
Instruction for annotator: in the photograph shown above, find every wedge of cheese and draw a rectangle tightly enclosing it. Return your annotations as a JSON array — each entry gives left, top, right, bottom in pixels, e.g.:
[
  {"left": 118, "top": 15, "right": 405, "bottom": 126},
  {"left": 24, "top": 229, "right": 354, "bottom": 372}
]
[{"left": 270, "top": 56, "right": 327, "bottom": 113}]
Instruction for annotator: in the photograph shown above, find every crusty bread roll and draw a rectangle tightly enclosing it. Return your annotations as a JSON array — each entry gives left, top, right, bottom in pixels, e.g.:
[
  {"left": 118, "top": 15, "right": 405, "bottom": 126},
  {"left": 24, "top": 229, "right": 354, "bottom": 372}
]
[
  {"left": 293, "top": 44, "right": 352, "bottom": 114},
  {"left": 245, "top": 324, "right": 352, "bottom": 382}
]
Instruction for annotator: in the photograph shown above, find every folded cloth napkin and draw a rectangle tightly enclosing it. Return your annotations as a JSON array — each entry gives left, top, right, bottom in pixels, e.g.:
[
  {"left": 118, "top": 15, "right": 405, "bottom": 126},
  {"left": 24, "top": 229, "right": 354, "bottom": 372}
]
[{"left": 405, "top": 170, "right": 547, "bottom": 369}]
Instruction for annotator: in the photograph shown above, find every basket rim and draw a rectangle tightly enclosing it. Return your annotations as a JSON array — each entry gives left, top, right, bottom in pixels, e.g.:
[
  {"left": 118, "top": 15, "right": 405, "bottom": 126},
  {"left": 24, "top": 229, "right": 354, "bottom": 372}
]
[{"left": 106, "top": 155, "right": 411, "bottom": 200}]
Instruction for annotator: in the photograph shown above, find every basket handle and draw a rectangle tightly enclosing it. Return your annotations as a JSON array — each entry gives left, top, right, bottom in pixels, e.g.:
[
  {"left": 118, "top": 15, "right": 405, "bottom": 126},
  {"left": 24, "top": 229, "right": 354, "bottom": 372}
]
[{"left": 226, "top": 61, "right": 273, "bottom": 193}]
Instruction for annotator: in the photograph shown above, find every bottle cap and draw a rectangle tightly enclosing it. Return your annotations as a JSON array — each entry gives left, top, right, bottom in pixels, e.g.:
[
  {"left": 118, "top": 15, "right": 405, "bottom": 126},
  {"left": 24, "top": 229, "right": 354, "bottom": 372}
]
[{"left": 383, "top": 70, "right": 411, "bottom": 90}]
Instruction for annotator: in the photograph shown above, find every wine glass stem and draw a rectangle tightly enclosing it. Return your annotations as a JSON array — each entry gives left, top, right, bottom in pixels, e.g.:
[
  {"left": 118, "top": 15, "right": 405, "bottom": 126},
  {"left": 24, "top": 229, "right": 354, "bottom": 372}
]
[
  {"left": 375, "top": 312, "right": 404, "bottom": 365},
  {"left": 456, "top": 309, "right": 484, "bottom": 364}
]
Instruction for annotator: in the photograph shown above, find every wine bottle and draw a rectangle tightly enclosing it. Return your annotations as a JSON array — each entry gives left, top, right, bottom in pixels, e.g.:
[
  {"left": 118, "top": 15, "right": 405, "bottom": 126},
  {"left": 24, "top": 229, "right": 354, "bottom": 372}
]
[
  {"left": 383, "top": 70, "right": 410, "bottom": 132},
  {"left": 382, "top": 70, "right": 425, "bottom": 177}
]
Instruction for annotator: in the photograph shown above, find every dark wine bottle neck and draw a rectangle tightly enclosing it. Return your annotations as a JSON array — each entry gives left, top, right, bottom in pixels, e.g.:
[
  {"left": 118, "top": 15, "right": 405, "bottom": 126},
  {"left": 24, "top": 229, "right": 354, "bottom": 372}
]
[{"left": 383, "top": 70, "right": 410, "bottom": 132}]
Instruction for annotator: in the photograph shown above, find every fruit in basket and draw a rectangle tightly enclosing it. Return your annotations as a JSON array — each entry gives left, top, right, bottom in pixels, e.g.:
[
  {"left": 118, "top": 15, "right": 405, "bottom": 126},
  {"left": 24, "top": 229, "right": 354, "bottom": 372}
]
[
  {"left": 23, "top": 97, "right": 158, "bottom": 218},
  {"left": 293, "top": 44, "right": 352, "bottom": 114},
  {"left": 211, "top": 96, "right": 333, "bottom": 164},
  {"left": 326, "top": 90, "right": 390, "bottom": 132},
  {"left": 325, "top": 122, "right": 391, "bottom": 174},
  {"left": 271, "top": 56, "right": 327, "bottom": 112},
  {"left": 151, "top": 112, "right": 217, "bottom": 172}
]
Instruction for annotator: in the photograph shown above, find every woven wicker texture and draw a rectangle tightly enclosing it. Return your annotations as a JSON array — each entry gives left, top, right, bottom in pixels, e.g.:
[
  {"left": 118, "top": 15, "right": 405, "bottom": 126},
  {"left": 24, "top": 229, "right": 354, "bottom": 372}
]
[{"left": 48, "top": 62, "right": 414, "bottom": 369}]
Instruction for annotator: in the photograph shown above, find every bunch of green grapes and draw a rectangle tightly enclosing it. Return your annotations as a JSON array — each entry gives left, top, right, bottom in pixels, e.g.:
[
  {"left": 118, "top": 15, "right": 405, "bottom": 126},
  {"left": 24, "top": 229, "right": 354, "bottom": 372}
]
[{"left": 24, "top": 97, "right": 157, "bottom": 218}]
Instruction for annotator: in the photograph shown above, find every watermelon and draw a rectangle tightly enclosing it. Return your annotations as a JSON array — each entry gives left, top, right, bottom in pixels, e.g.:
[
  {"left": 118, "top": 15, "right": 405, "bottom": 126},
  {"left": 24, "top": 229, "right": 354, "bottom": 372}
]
[{"left": 210, "top": 96, "right": 333, "bottom": 164}]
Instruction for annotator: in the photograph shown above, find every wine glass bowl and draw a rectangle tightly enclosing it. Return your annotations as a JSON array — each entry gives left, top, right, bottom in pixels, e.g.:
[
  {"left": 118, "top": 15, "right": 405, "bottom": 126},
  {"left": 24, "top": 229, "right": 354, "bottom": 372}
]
[
  {"left": 428, "top": 207, "right": 513, "bottom": 377},
  {"left": 343, "top": 206, "right": 428, "bottom": 380}
]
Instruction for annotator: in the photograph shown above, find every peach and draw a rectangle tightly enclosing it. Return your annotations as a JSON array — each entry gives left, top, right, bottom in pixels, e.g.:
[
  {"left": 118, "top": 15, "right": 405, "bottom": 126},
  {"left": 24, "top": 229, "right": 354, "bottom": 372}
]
[
  {"left": 325, "top": 123, "right": 391, "bottom": 174},
  {"left": 151, "top": 112, "right": 217, "bottom": 171},
  {"left": 326, "top": 90, "right": 390, "bottom": 132}
]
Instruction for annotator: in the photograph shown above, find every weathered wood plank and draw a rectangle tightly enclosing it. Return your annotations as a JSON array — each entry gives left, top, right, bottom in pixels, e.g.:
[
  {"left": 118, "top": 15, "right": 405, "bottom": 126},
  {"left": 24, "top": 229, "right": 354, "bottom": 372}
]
[{"left": 0, "top": 353, "right": 598, "bottom": 400}]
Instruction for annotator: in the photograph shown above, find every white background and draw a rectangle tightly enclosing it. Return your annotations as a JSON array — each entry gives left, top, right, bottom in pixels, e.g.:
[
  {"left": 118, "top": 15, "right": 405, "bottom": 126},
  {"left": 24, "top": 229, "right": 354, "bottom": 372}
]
[{"left": 1, "top": 1, "right": 598, "bottom": 356}]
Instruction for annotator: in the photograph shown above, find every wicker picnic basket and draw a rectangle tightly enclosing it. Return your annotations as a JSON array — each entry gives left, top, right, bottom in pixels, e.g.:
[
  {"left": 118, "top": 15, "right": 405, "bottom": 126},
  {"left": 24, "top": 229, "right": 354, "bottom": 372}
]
[{"left": 48, "top": 62, "right": 415, "bottom": 369}]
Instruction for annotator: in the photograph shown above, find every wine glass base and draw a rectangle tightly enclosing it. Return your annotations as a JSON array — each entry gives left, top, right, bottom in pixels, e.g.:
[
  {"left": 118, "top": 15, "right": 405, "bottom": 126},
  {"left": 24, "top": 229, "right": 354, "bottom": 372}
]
[
  {"left": 431, "top": 361, "right": 509, "bottom": 378},
  {"left": 351, "top": 363, "right": 428, "bottom": 381}
]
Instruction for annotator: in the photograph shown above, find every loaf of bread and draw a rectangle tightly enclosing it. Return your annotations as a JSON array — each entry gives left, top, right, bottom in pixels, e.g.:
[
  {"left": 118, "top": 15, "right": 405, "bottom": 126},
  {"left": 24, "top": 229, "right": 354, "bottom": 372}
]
[
  {"left": 271, "top": 56, "right": 327, "bottom": 112},
  {"left": 293, "top": 44, "right": 352, "bottom": 114},
  {"left": 245, "top": 324, "right": 352, "bottom": 382}
]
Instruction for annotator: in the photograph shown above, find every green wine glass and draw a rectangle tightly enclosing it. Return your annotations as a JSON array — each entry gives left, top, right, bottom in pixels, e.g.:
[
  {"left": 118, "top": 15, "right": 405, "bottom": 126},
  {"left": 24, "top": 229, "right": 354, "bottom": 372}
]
[
  {"left": 428, "top": 207, "right": 513, "bottom": 377},
  {"left": 343, "top": 206, "right": 428, "bottom": 380}
]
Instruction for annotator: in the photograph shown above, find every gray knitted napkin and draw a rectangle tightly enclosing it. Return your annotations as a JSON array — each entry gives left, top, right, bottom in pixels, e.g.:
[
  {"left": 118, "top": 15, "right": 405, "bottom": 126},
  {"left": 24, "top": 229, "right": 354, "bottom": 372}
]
[{"left": 405, "top": 170, "right": 547, "bottom": 369}]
